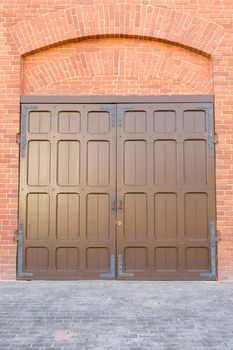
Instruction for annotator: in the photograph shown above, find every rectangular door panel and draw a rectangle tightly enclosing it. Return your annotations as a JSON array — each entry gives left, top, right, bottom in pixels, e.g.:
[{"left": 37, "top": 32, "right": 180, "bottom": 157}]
[
  {"left": 57, "top": 141, "right": 80, "bottom": 186},
  {"left": 155, "top": 247, "right": 178, "bottom": 271},
  {"left": 87, "top": 141, "right": 110, "bottom": 186},
  {"left": 124, "top": 247, "right": 148, "bottom": 271},
  {"left": 124, "top": 110, "right": 147, "bottom": 133},
  {"left": 124, "top": 141, "right": 147, "bottom": 186},
  {"left": 26, "top": 193, "right": 50, "bottom": 240},
  {"left": 27, "top": 141, "right": 51, "bottom": 186},
  {"left": 184, "top": 193, "right": 208, "bottom": 239},
  {"left": 124, "top": 193, "right": 147, "bottom": 240},
  {"left": 58, "top": 111, "right": 81, "bottom": 134},
  {"left": 86, "top": 248, "right": 109, "bottom": 272},
  {"left": 56, "top": 193, "right": 80, "bottom": 240},
  {"left": 154, "top": 140, "right": 177, "bottom": 186},
  {"left": 184, "top": 140, "right": 207, "bottom": 186},
  {"left": 28, "top": 111, "right": 51, "bottom": 134},
  {"left": 183, "top": 110, "right": 206, "bottom": 133},
  {"left": 88, "top": 111, "right": 110, "bottom": 134},
  {"left": 56, "top": 247, "right": 79, "bottom": 271},
  {"left": 154, "top": 193, "right": 178, "bottom": 240},
  {"left": 26, "top": 247, "right": 49, "bottom": 271},
  {"left": 154, "top": 110, "right": 176, "bottom": 133},
  {"left": 86, "top": 194, "right": 110, "bottom": 240}
]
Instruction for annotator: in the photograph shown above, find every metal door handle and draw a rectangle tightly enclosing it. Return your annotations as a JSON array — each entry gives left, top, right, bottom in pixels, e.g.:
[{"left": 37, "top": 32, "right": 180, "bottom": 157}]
[
  {"left": 118, "top": 195, "right": 123, "bottom": 211},
  {"left": 111, "top": 195, "right": 116, "bottom": 213}
]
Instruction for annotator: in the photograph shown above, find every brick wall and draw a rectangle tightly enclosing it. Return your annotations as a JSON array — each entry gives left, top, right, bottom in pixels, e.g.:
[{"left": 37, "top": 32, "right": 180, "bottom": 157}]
[
  {"left": 0, "top": 0, "right": 233, "bottom": 280},
  {"left": 23, "top": 39, "right": 212, "bottom": 95}
]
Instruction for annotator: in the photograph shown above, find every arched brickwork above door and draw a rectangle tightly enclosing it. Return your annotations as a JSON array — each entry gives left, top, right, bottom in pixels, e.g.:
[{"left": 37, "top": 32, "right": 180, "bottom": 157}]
[
  {"left": 9, "top": 4, "right": 224, "bottom": 57},
  {"left": 23, "top": 38, "right": 212, "bottom": 95}
]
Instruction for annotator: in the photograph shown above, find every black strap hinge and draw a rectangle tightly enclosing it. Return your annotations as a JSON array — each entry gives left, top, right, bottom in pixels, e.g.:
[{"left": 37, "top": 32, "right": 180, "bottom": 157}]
[{"left": 16, "top": 133, "right": 21, "bottom": 145}]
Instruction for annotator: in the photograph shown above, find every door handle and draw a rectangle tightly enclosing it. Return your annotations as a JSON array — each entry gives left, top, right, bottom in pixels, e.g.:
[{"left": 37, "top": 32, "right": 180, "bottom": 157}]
[
  {"left": 111, "top": 195, "right": 116, "bottom": 213},
  {"left": 118, "top": 195, "right": 123, "bottom": 211}
]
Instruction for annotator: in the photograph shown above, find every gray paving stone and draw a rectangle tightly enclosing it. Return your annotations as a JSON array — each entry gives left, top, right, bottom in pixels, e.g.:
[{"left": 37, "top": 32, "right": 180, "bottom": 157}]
[{"left": 0, "top": 281, "right": 233, "bottom": 349}]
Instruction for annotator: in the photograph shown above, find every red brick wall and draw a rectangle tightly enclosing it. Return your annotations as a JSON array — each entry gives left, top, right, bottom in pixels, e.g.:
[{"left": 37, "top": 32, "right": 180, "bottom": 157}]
[{"left": 1, "top": 1, "right": 232, "bottom": 280}]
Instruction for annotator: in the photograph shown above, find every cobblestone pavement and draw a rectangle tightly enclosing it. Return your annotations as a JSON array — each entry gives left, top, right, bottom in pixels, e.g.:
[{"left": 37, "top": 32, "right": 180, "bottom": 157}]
[{"left": 0, "top": 281, "right": 233, "bottom": 349}]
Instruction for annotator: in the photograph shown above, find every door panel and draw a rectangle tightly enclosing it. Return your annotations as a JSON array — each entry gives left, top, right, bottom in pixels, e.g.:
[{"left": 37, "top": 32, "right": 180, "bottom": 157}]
[
  {"left": 154, "top": 140, "right": 177, "bottom": 185},
  {"left": 19, "top": 100, "right": 215, "bottom": 280},
  {"left": 57, "top": 141, "right": 80, "bottom": 186},
  {"left": 87, "top": 141, "right": 110, "bottom": 186}
]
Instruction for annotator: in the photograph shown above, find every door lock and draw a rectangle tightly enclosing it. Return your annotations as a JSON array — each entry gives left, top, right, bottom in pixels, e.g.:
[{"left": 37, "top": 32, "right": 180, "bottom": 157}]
[{"left": 116, "top": 220, "right": 123, "bottom": 226}]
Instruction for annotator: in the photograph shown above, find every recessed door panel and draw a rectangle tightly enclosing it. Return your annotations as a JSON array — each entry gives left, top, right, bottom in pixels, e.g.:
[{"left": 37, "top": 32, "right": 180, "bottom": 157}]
[
  {"left": 155, "top": 247, "right": 178, "bottom": 271},
  {"left": 124, "top": 193, "right": 147, "bottom": 240},
  {"left": 124, "top": 141, "right": 147, "bottom": 186},
  {"left": 154, "top": 110, "right": 176, "bottom": 133},
  {"left": 88, "top": 111, "right": 110, "bottom": 134},
  {"left": 27, "top": 141, "right": 51, "bottom": 186},
  {"left": 28, "top": 111, "right": 51, "bottom": 134},
  {"left": 58, "top": 111, "right": 81, "bottom": 134},
  {"left": 87, "top": 194, "right": 110, "bottom": 240},
  {"left": 154, "top": 193, "right": 178, "bottom": 240},
  {"left": 184, "top": 140, "right": 207, "bottom": 185},
  {"left": 56, "top": 248, "right": 79, "bottom": 271},
  {"left": 26, "top": 193, "right": 50, "bottom": 240},
  {"left": 124, "top": 111, "right": 146, "bottom": 133},
  {"left": 87, "top": 141, "right": 110, "bottom": 186},
  {"left": 86, "top": 248, "right": 109, "bottom": 272},
  {"left": 185, "top": 193, "right": 208, "bottom": 239},
  {"left": 57, "top": 141, "right": 80, "bottom": 186},
  {"left": 56, "top": 193, "right": 80, "bottom": 240},
  {"left": 154, "top": 140, "right": 177, "bottom": 186}
]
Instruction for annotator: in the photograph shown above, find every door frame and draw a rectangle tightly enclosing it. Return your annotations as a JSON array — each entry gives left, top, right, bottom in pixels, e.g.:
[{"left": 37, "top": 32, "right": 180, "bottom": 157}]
[{"left": 21, "top": 96, "right": 214, "bottom": 104}]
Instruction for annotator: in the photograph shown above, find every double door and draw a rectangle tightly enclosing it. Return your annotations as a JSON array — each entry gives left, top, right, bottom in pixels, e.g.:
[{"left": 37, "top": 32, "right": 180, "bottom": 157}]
[{"left": 19, "top": 101, "right": 216, "bottom": 280}]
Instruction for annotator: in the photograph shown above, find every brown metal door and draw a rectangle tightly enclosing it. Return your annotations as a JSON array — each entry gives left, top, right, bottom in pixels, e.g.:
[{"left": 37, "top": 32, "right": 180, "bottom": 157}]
[
  {"left": 19, "top": 99, "right": 216, "bottom": 280},
  {"left": 116, "top": 103, "right": 216, "bottom": 280},
  {"left": 19, "top": 103, "right": 117, "bottom": 279}
]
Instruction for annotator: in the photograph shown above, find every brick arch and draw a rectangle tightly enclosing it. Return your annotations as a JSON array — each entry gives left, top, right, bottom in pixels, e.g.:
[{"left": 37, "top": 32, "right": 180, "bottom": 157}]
[
  {"left": 9, "top": 4, "right": 224, "bottom": 57},
  {"left": 23, "top": 38, "right": 212, "bottom": 95}
]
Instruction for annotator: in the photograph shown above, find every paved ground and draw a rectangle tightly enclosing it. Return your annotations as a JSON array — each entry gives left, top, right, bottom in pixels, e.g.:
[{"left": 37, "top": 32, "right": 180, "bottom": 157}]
[{"left": 0, "top": 281, "right": 233, "bottom": 350}]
